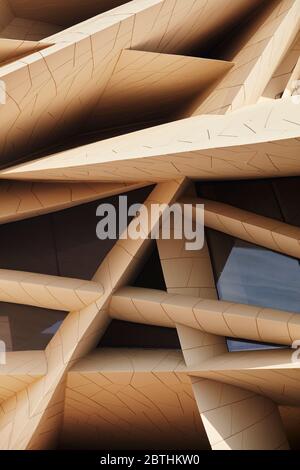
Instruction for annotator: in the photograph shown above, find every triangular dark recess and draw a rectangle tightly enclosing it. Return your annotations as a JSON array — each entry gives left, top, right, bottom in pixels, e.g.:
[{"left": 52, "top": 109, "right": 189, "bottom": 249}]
[
  {"left": 0, "top": 186, "right": 153, "bottom": 280},
  {"left": 133, "top": 241, "right": 166, "bottom": 291}
]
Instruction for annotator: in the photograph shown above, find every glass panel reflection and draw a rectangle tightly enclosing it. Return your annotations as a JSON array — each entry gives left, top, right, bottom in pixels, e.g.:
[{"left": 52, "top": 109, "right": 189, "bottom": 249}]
[
  {"left": 197, "top": 176, "right": 300, "bottom": 352},
  {"left": 218, "top": 240, "right": 300, "bottom": 312},
  {"left": 207, "top": 230, "right": 300, "bottom": 351}
]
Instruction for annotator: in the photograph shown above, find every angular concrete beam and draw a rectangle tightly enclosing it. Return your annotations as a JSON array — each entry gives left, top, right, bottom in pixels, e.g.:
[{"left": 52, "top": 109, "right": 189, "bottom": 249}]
[
  {"left": 0, "top": 181, "right": 148, "bottom": 224},
  {"left": 263, "top": 29, "right": 300, "bottom": 100},
  {"left": 0, "top": 0, "right": 261, "bottom": 166},
  {"left": 62, "top": 348, "right": 210, "bottom": 450},
  {"left": 183, "top": 197, "right": 300, "bottom": 259},
  {"left": 109, "top": 287, "right": 300, "bottom": 346},
  {"left": 0, "top": 181, "right": 187, "bottom": 450},
  {"left": 0, "top": 38, "right": 50, "bottom": 66},
  {"left": 0, "top": 269, "right": 103, "bottom": 311},
  {"left": 156, "top": 200, "right": 218, "bottom": 299},
  {"left": 190, "top": 348, "right": 300, "bottom": 407},
  {"left": 193, "top": 0, "right": 300, "bottom": 114},
  {"left": 0, "top": 351, "right": 47, "bottom": 405},
  {"left": 88, "top": 48, "right": 233, "bottom": 128},
  {"left": 156, "top": 194, "right": 227, "bottom": 364},
  {"left": 283, "top": 56, "right": 300, "bottom": 98},
  {"left": 156, "top": 187, "right": 228, "bottom": 450},
  {"left": 2, "top": 98, "right": 300, "bottom": 183},
  {"left": 191, "top": 378, "right": 289, "bottom": 450}
]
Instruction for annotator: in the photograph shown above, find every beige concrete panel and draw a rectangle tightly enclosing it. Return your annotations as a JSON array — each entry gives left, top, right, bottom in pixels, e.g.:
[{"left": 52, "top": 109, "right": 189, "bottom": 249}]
[
  {"left": 0, "top": 269, "right": 103, "bottom": 311},
  {"left": 0, "top": 350, "right": 46, "bottom": 376},
  {"left": 156, "top": 190, "right": 227, "bottom": 434},
  {"left": 263, "top": 30, "right": 300, "bottom": 99},
  {"left": 110, "top": 287, "right": 195, "bottom": 328},
  {"left": 0, "top": 38, "right": 50, "bottom": 66},
  {"left": 193, "top": 0, "right": 300, "bottom": 114},
  {"left": 190, "top": 349, "right": 300, "bottom": 408},
  {"left": 283, "top": 55, "right": 300, "bottom": 97},
  {"left": 177, "top": 324, "right": 226, "bottom": 369},
  {"left": 0, "top": 181, "right": 148, "bottom": 224},
  {"left": 1, "top": 375, "right": 67, "bottom": 450},
  {"left": 46, "top": 0, "right": 262, "bottom": 54},
  {"left": 0, "top": 181, "right": 187, "bottom": 449},
  {"left": 0, "top": 0, "right": 261, "bottom": 166},
  {"left": 109, "top": 287, "right": 300, "bottom": 346},
  {"left": 0, "top": 0, "right": 298, "bottom": 452},
  {"left": 88, "top": 49, "right": 233, "bottom": 128},
  {"left": 0, "top": 351, "right": 46, "bottom": 405},
  {"left": 110, "top": 288, "right": 173, "bottom": 327},
  {"left": 157, "top": 208, "right": 217, "bottom": 298},
  {"left": 0, "top": 0, "right": 14, "bottom": 31},
  {"left": 1, "top": 17, "right": 60, "bottom": 41},
  {"left": 192, "top": 378, "right": 289, "bottom": 450},
  {"left": 4, "top": 98, "right": 300, "bottom": 183},
  {"left": 61, "top": 348, "right": 209, "bottom": 450},
  {"left": 183, "top": 197, "right": 300, "bottom": 259}
]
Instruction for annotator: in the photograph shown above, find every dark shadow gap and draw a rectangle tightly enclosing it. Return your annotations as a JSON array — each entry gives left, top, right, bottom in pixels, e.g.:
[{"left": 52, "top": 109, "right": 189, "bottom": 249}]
[
  {"left": 4, "top": 0, "right": 129, "bottom": 31},
  {"left": 0, "top": 186, "right": 153, "bottom": 279},
  {"left": 133, "top": 241, "right": 167, "bottom": 291},
  {"left": 0, "top": 302, "right": 66, "bottom": 350},
  {"left": 190, "top": 0, "right": 279, "bottom": 61},
  {"left": 0, "top": 118, "right": 170, "bottom": 170},
  {"left": 98, "top": 321, "right": 180, "bottom": 349}
]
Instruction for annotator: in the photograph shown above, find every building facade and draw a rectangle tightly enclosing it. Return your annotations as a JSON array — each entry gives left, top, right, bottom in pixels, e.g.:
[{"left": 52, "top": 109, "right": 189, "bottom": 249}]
[{"left": 0, "top": 0, "right": 299, "bottom": 450}]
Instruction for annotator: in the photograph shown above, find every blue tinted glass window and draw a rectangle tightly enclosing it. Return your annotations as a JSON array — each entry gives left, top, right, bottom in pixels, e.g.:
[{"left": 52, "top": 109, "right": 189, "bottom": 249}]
[
  {"left": 213, "top": 237, "right": 300, "bottom": 351},
  {"left": 217, "top": 239, "right": 300, "bottom": 312},
  {"left": 198, "top": 177, "right": 300, "bottom": 352},
  {"left": 207, "top": 229, "right": 300, "bottom": 351}
]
